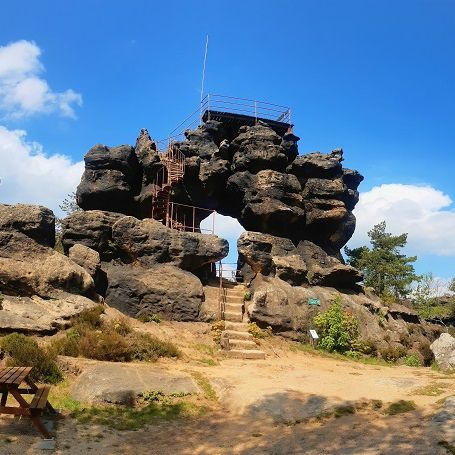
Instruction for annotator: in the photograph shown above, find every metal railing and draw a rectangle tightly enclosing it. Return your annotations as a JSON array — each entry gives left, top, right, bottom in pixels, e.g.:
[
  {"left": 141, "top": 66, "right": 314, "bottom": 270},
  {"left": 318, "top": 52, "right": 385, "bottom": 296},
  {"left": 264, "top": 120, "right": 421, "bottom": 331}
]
[
  {"left": 166, "top": 202, "right": 216, "bottom": 234},
  {"left": 156, "top": 94, "right": 292, "bottom": 149}
]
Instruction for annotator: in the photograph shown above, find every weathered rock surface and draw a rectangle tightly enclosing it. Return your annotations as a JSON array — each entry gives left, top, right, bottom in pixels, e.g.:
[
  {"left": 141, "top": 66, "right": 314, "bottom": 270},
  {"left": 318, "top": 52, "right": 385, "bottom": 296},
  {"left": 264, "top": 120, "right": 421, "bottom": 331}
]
[
  {"left": 105, "top": 263, "right": 204, "bottom": 321},
  {"left": 69, "top": 244, "right": 107, "bottom": 296},
  {"left": 430, "top": 333, "right": 455, "bottom": 370},
  {"left": 246, "top": 275, "right": 440, "bottom": 361},
  {"left": 61, "top": 210, "right": 125, "bottom": 260},
  {"left": 433, "top": 396, "right": 455, "bottom": 444},
  {"left": 71, "top": 363, "right": 200, "bottom": 406},
  {"left": 76, "top": 121, "right": 362, "bottom": 260},
  {"left": 0, "top": 204, "right": 55, "bottom": 247},
  {"left": 0, "top": 293, "right": 97, "bottom": 334},
  {"left": 112, "top": 216, "right": 228, "bottom": 270},
  {"left": 237, "top": 231, "right": 361, "bottom": 289}
]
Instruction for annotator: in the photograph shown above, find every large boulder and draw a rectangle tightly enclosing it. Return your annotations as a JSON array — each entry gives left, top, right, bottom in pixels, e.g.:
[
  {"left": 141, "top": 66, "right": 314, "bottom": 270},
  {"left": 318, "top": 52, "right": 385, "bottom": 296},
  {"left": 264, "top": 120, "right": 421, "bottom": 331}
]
[
  {"left": 297, "top": 240, "right": 362, "bottom": 288},
  {"left": 237, "top": 231, "right": 307, "bottom": 285},
  {"left": 61, "top": 210, "right": 125, "bottom": 260},
  {"left": 76, "top": 144, "right": 141, "bottom": 215},
  {"left": 112, "top": 216, "right": 228, "bottom": 271},
  {"left": 0, "top": 204, "right": 95, "bottom": 298},
  {"left": 105, "top": 263, "right": 204, "bottom": 321},
  {"left": 0, "top": 293, "right": 97, "bottom": 334},
  {"left": 0, "top": 204, "right": 55, "bottom": 247},
  {"left": 430, "top": 333, "right": 455, "bottom": 370}
]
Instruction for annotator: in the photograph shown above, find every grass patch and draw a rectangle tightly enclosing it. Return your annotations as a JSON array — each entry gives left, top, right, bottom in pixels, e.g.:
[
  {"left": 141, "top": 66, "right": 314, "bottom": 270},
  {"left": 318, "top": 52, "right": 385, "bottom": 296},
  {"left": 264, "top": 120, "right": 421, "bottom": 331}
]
[
  {"left": 48, "top": 306, "right": 180, "bottom": 362},
  {"left": 385, "top": 400, "right": 416, "bottom": 415},
  {"left": 0, "top": 333, "right": 63, "bottom": 384},
  {"left": 137, "top": 313, "right": 161, "bottom": 323},
  {"left": 189, "top": 371, "right": 217, "bottom": 401},
  {"left": 71, "top": 395, "right": 202, "bottom": 431},
  {"left": 334, "top": 405, "right": 356, "bottom": 418},
  {"left": 411, "top": 383, "right": 450, "bottom": 396}
]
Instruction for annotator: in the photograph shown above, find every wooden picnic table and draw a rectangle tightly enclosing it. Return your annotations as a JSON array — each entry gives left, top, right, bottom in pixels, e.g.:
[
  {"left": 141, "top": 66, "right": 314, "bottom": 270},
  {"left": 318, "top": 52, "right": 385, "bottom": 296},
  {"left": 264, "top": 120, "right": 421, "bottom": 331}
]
[{"left": 0, "top": 366, "right": 56, "bottom": 439}]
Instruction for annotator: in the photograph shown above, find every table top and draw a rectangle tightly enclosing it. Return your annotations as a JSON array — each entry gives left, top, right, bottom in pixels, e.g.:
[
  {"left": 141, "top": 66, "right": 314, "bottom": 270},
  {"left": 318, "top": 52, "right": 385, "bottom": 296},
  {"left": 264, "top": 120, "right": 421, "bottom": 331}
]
[{"left": 0, "top": 367, "right": 33, "bottom": 386}]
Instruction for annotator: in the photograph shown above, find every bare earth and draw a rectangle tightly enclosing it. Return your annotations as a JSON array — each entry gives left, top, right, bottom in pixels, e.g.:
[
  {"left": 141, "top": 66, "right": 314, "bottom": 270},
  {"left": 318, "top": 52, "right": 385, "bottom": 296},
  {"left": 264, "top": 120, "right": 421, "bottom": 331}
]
[{"left": 1, "top": 320, "right": 454, "bottom": 455}]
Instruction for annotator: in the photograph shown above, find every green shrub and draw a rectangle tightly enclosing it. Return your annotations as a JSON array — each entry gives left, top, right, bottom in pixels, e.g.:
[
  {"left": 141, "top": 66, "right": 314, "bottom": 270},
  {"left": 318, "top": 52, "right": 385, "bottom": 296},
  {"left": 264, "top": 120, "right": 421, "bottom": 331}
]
[
  {"left": 0, "top": 333, "right": 63, "bottom": 384},
  {"left": 403, "top": 354, "right": 422, "bottom": 367},
  {"left": 379, "top": 345, "right": 407, "bottom": 362},
  {"left": 72, "top": 305, "right": 105, "bottom": 329},
  {"left": 211, "top": 320, "right": 225, "bottom": 344},
  {"left": 248, "top": 322, "right": 273, "bottom": 339},
  {"left": 385, "top": 400, "right": 416, "bottom": 415},
  {"left": 313, "top": 296, "right": 359, "bottom": 353},
  {"left": 243, "top": 291, "right": 252, "bottom": 301},
  {"left": 138, "top": 313, "right": 161, "bottom": 323}
]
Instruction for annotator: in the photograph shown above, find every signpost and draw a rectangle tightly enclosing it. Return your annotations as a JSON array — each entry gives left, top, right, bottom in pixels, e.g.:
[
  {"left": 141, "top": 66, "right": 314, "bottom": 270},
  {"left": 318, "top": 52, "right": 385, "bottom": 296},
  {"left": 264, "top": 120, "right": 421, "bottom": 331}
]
[
  {"left": 309, "top": 329, "right": 319, "bottom": 347},
  {"left": 308, "top": 297, "right": 320, "bottom": 306}
]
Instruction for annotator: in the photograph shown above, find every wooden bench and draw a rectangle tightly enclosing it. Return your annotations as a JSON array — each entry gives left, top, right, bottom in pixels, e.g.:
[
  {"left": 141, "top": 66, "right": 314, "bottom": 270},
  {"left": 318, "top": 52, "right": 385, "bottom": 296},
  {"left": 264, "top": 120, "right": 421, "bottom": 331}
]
[{"left": 0, "top": 367, "right": 57, "bottom": 439}]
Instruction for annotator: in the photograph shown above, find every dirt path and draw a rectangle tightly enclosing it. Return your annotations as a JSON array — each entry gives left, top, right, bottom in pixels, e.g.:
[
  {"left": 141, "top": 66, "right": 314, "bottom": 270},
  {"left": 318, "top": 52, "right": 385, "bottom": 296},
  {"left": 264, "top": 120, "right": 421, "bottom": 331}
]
[{"left": 1, "top": 322, "right": 454, "bottom": 454}]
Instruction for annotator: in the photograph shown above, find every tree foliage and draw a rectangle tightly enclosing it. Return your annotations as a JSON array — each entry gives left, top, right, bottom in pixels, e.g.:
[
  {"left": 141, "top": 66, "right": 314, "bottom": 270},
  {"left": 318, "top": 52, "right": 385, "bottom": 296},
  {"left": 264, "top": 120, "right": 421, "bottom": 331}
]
[
  {"left": 313, "top": 296, "right": 359, "bottom": 353},
  {"left": 345, "top": 221, "right": 419, "bottom": 300}
]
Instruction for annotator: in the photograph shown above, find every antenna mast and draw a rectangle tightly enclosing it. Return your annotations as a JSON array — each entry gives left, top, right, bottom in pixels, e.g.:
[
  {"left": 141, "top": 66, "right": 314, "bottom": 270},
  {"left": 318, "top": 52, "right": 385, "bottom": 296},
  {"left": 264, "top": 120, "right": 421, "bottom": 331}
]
[{"left": 200, "top": 34, "right": 209, "bottom": 124}]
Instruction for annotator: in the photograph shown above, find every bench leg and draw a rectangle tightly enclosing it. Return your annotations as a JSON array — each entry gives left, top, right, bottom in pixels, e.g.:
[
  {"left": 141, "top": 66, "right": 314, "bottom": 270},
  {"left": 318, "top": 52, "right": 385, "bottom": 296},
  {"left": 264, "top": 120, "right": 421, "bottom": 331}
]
[
  {"left": 1, "top": 391, "right": 8, "bottom": 406},
  {"left": 30, "top": 415, "right": 52, "bottom": 439}
]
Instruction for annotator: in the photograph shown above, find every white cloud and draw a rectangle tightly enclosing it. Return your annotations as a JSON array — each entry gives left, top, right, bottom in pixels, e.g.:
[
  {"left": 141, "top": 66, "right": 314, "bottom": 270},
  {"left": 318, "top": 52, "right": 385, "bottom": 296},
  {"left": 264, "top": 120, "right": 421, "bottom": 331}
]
[
  {"left": 0, "top": 125, "right": 83, "bottom": 216},
  {"left": 0, "top": 40, "right": 82, "bottom": 118},
  {"left": 350, "top": 183, "right": 455, "bottom": 256}
]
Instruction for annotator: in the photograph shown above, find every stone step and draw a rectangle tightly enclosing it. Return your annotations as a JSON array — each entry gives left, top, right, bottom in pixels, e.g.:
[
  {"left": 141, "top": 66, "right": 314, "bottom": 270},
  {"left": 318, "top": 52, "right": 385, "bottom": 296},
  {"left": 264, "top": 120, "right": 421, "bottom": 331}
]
[
  {"left": 221, "top": 330, "right": 253, "bottom": 340},
  {"left": 224, "top": 349, "right": 266, "bottom": 360},
  {"left": 223, "top": 311, "right": 243, "bottom": 323},
  {"left": 225, "top": 297, "right": 243, "bottom": 304},
  {"left": 224, "top": 303, "right": 243, "bottom": 313},
  {"left": 224, "top": 321, "right": 249, "bottom": 331},
  {"left": 226, "top": 339, "right": 258, "bottom": 350}
]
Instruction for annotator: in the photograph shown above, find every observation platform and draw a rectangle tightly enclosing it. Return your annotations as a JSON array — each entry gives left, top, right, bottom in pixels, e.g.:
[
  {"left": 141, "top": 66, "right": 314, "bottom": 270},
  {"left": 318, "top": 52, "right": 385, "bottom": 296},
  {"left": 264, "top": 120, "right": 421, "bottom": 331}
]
[{"left": 202, "top": 109, "right": 292, "bottom": 137}]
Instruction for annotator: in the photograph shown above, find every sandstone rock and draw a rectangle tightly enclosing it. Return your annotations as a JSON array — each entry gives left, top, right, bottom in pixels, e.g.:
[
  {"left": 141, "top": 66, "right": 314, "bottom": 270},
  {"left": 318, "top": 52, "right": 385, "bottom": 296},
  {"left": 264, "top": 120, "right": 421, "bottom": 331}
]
[
  {"left": 69, "top": 244, "right": 107, "bottom": 296},
  {"left": 105, "top": 263, "right": 204, "bottom": 321},
  {"left": 430, "top": 333, "right": 455, "bottom": 370},
  {"left": 237, "top": 231, "right": 307, "bottom": 285},
  {"left": 289, "top": 149, "right": 343, "bottom": 180},
  {"left": 71, "top": 363, "right": 200, "bottom": 406},
  {"left": 0, "top": 293, "right": 97, "bottom": 334},
  {"left": 61, "top": 210, "right": 125, "bottom": 260},
  {"left": 112, "top": 216, "right": 228, "bottom": 271},
  {"left": 0, "top": 204, "right": 55, "bottom": 247},
  {"left": 76, "top": 144, "right": 141, "bottom": 214},
  {"left": 0, "top": 251, "right": 94, "bottom": 298},
  {"left": 297, "top": 240, "right": 362, "bottom": 288}
]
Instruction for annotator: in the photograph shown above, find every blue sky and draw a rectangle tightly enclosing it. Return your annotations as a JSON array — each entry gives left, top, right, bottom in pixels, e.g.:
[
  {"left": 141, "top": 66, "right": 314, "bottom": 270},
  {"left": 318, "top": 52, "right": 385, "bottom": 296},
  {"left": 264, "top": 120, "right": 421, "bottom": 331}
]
[{"left": 0, "top": 0, "right": 454, "bottom": 281}]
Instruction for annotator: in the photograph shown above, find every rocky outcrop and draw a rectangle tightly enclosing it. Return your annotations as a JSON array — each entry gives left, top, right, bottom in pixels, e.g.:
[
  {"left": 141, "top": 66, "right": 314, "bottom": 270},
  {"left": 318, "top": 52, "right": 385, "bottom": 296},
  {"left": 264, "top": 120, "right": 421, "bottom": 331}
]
[
  {"left": 76, "top": 144, "right": 141, "bottom": 215},
  {"left": 112, "top": 217, "right": 228, "bottom": 270},
  {"left": 237, "top": 231, "right": 361, "bottom": 289},
  {"left": 61, "top": 210, "right": 124, "bottom": 260},
  {"left": 75, "top": 122, "right": 362, "bottom": 261},
  {"left": 0, "top": 203, "right": 100, "bottom": 334},
  {"left": 105, "top": 263, "right": 204, "bottom": 321},
  {"left": 246, "top": 275, "right": 440, "bottom": 362},
  {"left": 430, "top": 333, "right": 455, "bottom": 370}
]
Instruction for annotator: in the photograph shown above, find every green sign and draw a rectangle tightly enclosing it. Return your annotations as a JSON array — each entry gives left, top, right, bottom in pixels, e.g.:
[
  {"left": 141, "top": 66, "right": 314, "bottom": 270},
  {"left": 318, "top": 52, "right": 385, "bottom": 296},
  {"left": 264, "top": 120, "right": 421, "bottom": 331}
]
[{"left": 308, "top": 297, "right": 320, "bottom": 306}]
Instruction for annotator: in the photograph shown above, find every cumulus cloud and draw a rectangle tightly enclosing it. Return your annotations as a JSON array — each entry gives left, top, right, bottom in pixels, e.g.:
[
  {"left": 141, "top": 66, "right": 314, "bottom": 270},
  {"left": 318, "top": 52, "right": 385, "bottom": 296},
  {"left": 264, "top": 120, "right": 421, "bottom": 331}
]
[
  {"left": 0, "top": 125, "right": 83, "bottom": 216},
  {"left": 0, "top": 40, "right": 82, "bottom": 118},
  {"left": 349, "top": 183, "right": 455, "bottom": 256}
]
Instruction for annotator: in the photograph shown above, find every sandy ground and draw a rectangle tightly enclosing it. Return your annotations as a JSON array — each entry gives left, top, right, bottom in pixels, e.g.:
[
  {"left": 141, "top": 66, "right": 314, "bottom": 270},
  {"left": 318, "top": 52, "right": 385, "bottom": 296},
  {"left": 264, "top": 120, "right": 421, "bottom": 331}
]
[{"left": 1, "top": 320, "right": 454, "bottom": 455}]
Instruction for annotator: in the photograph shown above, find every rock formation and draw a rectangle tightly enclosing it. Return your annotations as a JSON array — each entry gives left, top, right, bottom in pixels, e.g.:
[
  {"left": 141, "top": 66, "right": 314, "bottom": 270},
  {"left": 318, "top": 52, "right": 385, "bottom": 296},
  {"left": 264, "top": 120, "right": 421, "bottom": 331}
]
[{"left": 0, "top": 204, "right": 98, "bottom": 333}]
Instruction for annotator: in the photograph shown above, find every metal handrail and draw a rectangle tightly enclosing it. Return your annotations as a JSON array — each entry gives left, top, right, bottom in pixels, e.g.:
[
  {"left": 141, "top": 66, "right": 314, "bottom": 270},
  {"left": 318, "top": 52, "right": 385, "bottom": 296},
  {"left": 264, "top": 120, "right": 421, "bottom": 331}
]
[{"left": 157, "top": 93, "right": 292, "bottom": 148}]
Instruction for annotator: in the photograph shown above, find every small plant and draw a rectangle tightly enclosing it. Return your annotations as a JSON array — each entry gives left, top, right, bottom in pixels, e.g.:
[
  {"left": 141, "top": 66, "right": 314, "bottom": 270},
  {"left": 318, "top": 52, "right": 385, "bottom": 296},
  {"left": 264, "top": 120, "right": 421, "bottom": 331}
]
[
  {"left": 334, "top": 405, "right": 356, "bottom": 418},
  {"left": 385, "top": 400, "right": 416, "bottom": 415},
  {"left": 379, "top": 345, "right": 407, "bottom": 362},
  {"left": 313, "top": 295, "right": 359, "bottom": 354},
  {"left": 243, "top": 291, "right": 252, "bottom": 301},
  {"left": 0, "top": 333, "right": 63, "bottom": 384},
  {"left": 403, "top": 354, "right": 422, "bottom": 367},
  {"left": 211, "top": 320, "right": 225, "bottom": 344},
  {"left": 248, "top": 322, "right": 273, "bottom": 339},
  {"left": 138, "top": 313, "right": 161, "bottom": 323}
]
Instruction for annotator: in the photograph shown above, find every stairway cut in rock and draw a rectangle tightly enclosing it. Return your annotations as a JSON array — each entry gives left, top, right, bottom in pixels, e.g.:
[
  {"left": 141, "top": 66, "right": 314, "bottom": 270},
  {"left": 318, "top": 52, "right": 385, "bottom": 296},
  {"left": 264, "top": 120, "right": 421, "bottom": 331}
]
[{"left": 220, "top": 282, "right": 265, "bottom": 360}]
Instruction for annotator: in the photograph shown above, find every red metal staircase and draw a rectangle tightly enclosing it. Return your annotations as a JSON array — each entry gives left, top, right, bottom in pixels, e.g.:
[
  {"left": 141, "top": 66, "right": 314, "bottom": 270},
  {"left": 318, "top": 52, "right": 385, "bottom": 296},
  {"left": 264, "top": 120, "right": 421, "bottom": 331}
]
[{"left": 151, "top": 141, "right": 185, "bottom": 226}]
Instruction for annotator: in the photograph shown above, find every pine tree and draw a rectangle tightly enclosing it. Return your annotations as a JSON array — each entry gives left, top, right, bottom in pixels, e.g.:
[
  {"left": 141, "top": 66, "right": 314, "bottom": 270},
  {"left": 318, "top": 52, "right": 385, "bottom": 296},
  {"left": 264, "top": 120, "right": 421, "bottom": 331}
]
[{"left": 345, "top": 221, "right": 419, "bottom": 300}]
